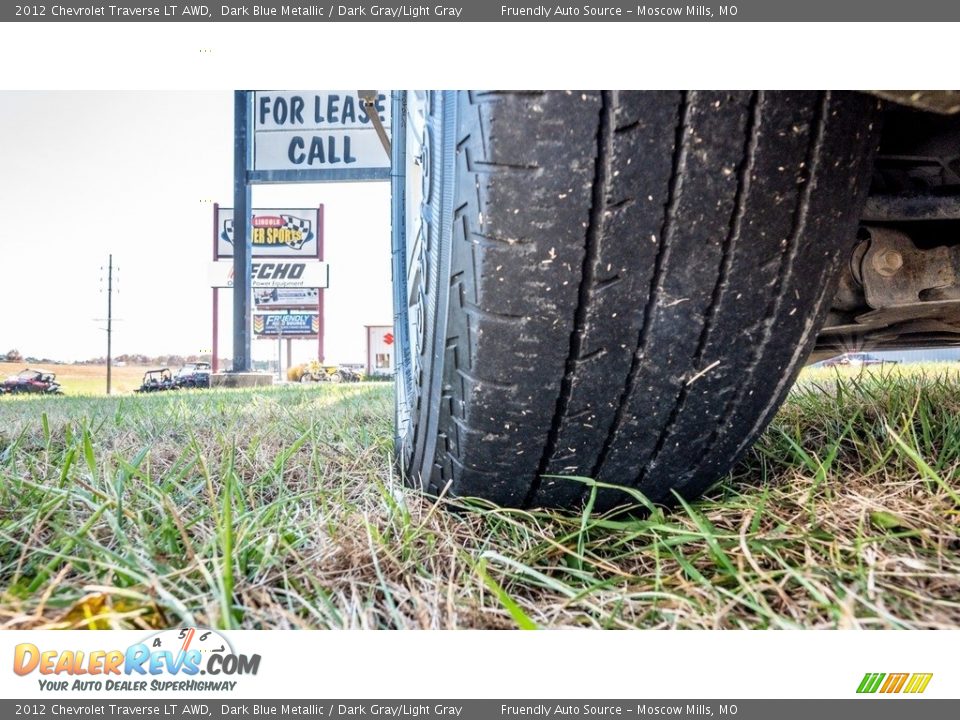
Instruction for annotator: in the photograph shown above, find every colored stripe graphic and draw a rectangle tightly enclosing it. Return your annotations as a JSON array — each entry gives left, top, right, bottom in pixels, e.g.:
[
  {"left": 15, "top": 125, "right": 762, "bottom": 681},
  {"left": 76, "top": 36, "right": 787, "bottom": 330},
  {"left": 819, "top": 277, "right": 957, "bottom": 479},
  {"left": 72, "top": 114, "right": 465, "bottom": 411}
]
[
  {"left": 880, "top": 673, "right": 909, "bottom": 693},
  {"left": 904, "top": 674, "right": 934, "bottom": 694},
  {"left": 857, "top": 672, "right": 932, "bottom": 694},
  {"left": 857, "top": 673, "right": 885, "bottom": 693}
]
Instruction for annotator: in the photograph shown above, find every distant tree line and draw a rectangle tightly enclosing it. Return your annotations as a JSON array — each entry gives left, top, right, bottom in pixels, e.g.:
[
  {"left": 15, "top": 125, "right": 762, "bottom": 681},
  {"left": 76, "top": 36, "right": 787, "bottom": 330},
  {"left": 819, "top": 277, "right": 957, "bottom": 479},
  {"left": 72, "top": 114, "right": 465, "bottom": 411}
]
[
  {"left": 4, "top": 349, "right": 230, "bottom": 368},
  {"left": 75, "top": 354, "right": 231, "bottom": 367}
]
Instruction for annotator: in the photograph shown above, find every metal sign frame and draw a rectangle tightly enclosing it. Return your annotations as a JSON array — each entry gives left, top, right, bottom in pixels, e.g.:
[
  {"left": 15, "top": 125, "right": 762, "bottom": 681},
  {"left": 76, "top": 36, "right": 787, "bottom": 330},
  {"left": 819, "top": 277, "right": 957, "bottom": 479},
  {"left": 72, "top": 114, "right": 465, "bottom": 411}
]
[
  {"left": 248, "top": 168, "right": 391, "bottom": 184},
  {"left": 229, "top": 90, "right": 394, "bottom": 372}
]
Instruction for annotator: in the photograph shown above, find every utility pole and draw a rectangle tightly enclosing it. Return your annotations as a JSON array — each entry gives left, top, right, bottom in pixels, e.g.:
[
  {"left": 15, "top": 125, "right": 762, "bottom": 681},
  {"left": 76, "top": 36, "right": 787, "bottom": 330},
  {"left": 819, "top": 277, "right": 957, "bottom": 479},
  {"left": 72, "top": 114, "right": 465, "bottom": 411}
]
[{"left": 106, "top": 254, "right": 114, "bottom": 395}]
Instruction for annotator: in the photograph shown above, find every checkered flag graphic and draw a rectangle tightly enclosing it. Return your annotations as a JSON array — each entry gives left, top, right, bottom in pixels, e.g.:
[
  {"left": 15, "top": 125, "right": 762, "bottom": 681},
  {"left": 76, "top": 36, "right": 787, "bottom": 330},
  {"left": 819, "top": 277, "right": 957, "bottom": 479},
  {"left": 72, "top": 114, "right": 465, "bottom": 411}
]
[
  {"left": 220, "top": 219, "right": 235, "bottom": 246},
  {"left": 279, "top": 215, "right": 314, "bottom": 249}
]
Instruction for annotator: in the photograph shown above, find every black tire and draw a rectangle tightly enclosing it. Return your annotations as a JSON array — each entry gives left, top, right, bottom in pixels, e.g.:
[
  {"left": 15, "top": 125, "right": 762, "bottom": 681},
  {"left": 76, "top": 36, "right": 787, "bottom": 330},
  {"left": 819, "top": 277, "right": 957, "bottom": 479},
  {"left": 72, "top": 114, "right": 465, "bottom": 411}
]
[{"left": 393, "top": 91, "right": 881, "bottom": 511}]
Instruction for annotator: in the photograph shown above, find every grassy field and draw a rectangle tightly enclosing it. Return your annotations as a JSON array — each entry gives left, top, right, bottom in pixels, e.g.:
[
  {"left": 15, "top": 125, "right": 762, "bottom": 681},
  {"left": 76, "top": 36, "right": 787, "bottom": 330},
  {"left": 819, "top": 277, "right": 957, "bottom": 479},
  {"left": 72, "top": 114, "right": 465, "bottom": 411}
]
[
  {"left": 0, "top": 365, "right": 958, "bottom": 630},
  {"left": 0, "top": 362, "right": 153, "bottom": 395}
]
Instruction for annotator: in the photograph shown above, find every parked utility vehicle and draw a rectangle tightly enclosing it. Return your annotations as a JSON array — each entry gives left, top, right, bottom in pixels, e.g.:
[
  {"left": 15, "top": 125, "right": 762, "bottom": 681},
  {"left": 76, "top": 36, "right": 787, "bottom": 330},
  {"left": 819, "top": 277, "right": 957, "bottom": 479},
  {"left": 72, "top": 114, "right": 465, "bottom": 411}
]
[
  {"left": 135, "top": 368, "right": 175, "bottom": 393},
  {"left": 0, "top": 369, "right": 63, "bottom": 395}
]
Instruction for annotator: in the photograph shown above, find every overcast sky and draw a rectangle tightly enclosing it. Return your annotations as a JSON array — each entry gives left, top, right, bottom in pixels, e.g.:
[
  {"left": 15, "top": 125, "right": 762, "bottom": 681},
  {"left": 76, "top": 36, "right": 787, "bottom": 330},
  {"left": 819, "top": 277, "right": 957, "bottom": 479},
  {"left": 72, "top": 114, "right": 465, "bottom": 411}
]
[{"left": 0, "top": 92, "right": 392, "bottom": 365}]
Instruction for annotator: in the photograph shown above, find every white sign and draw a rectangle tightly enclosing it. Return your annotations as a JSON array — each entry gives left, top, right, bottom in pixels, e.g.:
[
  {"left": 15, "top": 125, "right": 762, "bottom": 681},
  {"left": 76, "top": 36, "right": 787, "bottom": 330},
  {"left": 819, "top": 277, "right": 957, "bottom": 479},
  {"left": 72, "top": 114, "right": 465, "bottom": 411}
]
[
  {"left": 254, "top": 287, "right": 320, "bottom": 309},
  {"left": 253, "top": 91, "right": 391, "bottom": 172},
  {"left": 216, "top": 207, "right": 322, "bottom": 259},
  {"left": 209, "top": 261, "right": 330, "bottom": 289}
]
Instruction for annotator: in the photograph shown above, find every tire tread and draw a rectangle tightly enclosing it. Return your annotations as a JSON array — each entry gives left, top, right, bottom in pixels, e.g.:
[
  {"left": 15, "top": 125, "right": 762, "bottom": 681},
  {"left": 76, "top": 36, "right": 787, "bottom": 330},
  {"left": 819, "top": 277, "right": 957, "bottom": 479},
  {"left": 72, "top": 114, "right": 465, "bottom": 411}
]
[{"left": 405, "top": 90, "right": 881, "bottom": 509}]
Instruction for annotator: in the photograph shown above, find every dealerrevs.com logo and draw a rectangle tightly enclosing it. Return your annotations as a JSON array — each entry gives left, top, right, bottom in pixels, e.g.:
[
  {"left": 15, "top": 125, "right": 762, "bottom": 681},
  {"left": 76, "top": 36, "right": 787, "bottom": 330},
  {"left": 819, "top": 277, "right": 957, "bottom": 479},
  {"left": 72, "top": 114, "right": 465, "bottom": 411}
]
[{"left": 14, "top": 628, "right": 260, "bottom": 693}]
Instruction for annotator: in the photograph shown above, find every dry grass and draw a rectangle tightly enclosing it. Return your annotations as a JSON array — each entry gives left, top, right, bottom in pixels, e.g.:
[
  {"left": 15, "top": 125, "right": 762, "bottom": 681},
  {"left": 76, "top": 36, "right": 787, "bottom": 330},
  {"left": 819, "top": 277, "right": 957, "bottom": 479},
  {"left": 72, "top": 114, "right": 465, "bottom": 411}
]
[
  {"left": 0, "top": 365, "right": 958, "bottom": 630},
  {"left": 0, "top": 362, "right": 153, "bottom": 395}
]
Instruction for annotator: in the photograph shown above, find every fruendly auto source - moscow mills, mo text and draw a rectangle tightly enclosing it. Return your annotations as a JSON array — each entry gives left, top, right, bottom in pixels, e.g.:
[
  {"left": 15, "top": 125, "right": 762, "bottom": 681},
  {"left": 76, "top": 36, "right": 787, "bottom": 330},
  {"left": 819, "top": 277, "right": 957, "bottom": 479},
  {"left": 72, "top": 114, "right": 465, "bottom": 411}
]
[
  {"left": 22, "top": 4, "right": 465, "bottom": 18},
  {"left": 501, "top": 5, "right": 735, "bottom": 18}
]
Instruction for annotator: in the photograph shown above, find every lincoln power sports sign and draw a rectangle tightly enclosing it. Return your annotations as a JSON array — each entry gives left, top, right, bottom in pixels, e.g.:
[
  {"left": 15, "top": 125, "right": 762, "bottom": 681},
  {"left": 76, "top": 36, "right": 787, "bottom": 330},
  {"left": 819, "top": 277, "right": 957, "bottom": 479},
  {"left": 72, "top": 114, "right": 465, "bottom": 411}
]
[
  {"left": 253, "top": 91, "right": 391, "bottom": 172},
  {"left": 216, "top": 206, "right": 322, "bottom": 259},
  {"left": 253, "top": 313, "right": 320, "bottom": 338}
]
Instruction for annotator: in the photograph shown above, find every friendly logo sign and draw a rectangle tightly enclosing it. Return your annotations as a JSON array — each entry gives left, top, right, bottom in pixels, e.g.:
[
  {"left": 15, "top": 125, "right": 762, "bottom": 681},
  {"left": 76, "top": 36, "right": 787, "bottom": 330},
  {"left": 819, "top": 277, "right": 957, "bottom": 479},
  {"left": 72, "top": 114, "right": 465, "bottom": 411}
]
[
  {"left": 253, "top": 91, "right": 391, "bottom": 172},
  {"left": 253, "top": 313, "right": 320, "bottom": 338}
]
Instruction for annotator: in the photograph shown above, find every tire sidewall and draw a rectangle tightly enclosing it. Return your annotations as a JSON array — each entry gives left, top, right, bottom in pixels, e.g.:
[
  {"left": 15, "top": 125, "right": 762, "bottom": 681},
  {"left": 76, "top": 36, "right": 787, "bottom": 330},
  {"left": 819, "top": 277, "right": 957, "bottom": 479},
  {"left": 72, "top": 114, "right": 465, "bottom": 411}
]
[{"left": 393, "top": 91, "right": 457, "bottom": 491}]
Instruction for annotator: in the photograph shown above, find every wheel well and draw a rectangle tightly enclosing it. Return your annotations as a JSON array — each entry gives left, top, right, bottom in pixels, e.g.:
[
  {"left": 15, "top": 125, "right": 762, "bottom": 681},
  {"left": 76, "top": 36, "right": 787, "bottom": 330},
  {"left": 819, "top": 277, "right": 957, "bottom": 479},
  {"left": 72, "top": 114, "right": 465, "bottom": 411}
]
[{"left": 817, "top": 100, "right": 960, "bottom": 356}]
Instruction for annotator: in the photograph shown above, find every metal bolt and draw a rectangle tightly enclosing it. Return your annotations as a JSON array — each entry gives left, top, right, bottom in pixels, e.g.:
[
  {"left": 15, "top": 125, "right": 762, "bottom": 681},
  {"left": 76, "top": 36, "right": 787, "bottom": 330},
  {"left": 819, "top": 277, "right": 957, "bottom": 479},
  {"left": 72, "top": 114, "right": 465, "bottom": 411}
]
[{"left": 873, "top": 249, "right": 904, "bottom": 277}]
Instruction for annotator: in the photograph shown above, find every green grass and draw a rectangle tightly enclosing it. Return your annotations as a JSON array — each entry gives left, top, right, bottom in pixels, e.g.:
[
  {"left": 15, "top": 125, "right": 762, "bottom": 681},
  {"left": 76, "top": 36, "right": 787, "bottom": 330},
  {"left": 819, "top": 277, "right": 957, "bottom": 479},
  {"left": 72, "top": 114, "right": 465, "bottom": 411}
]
[{"left": 0, "top": 368, "right": 958, "bottom": 630}]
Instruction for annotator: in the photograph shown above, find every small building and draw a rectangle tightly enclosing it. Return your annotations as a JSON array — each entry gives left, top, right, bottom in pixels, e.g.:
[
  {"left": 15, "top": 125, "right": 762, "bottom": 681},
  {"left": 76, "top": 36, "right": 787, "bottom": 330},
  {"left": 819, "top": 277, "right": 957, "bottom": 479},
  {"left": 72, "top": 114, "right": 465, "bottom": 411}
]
[{"left": 365, "top": 325, "right": 395, "bottom": 377}]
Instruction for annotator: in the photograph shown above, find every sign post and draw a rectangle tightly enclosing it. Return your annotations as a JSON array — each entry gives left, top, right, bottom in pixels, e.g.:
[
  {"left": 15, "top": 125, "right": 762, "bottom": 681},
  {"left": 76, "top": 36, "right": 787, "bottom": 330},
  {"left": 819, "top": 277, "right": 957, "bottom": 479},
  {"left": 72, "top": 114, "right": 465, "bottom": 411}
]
[
  {"left": 318, "top": 284, "right": 324, "bottom": 362},
  {"left": 212, "top": 288, "right": 219, "bottom": 373},
  {"left": 232, "top": 91, "right": 253, "bottom": 372},
  {"left": 277, "top": 309, "right": 285, "bottom": 380}
]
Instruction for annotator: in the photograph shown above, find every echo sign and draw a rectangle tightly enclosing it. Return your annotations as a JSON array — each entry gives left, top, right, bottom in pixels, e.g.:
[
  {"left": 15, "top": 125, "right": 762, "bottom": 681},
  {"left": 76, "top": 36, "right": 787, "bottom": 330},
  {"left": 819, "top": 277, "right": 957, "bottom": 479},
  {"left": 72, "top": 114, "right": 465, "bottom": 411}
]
[{"left": 253, "top": 91, "right": 392, "bottom": 172}]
